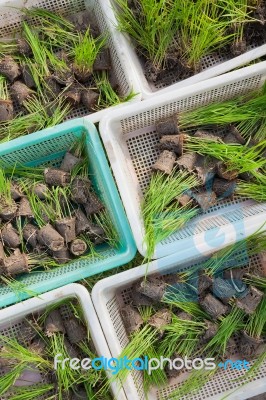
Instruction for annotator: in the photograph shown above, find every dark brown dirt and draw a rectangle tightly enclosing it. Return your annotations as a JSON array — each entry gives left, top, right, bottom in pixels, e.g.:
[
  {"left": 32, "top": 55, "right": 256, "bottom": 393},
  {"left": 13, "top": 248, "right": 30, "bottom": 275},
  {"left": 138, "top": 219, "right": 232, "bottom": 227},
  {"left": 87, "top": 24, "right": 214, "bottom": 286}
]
[
  {"left": 239, "top": 330, "right": 265, "bottom": 359},
  {"left": 156, "top": 116, "right": 179, "bottom": 136},
  {"left": 81, "top": 89, "right": 99, "bottom": 111},
  {"left": 17, "top": 196, "right": 33, "bottom": 217},
  {"left": 0, "top": 56, "right": 21, "bottom": 82},
  {"left": 135, "top": 277, "right": 166, "bottom": 302},
  {"left": 69, "top": 238, "right": 87, "bottom": 256},
  {"left": 71, "top": 176, "right": 91, "bottom": 204},
  {"left": 200, "top": 293, "right": 229, "bottom": 319},
  {"left": 121, "top": 304, "right": 143, "bottom": 334},
  {"left": 153, "top": 150, "right": 177, "bottom": 174},
  {"left": 84, "top": 192, "right": 104, "bottom": 216},
  {"left": 20, "top": 63, "right": 36, "bottom": 88},
  {"left": 75, "top": 208, "right": 92, "bottom": 235},
  {"left": 1, "top": 223, "right": 21, "bottom": 248},
  {"left": 33, "top": 182, "right": 49, "bottom": 199},
  {"left": 53, "top": 247, "right": 71, "bottom": 264},
  {"left": 176, "top": 152, "right": 198, "bottom": 172},
  {"left": 212, "top": 178, "right": 237, "bottom": 198},
  {"left": 191, "top": 189, "right": 217, "bottom": 211},
  {"left": 60, "top": 152, "right": 82, "bottom": 173},
  {"left": 0, "top": 99, "right": 13, "bottom": 121},
  {"left": 37, "top": 223, "right": 65, "bottom": 252},
  {"left": 11, "top": 80, "right": 33, "bottom": 105},
  {"left": 216, "top": 162, "right": 239, "bottom": 181},
  {"left": 0, "top": 199, "right": 17, "bottom": 221},
  {"left": 44, "top": 168, "right": 71, "bottom": 187},
  {"left": 23, "top": 223, "right": 38, "bottom": 248},
  {"left": 55, "top": 217, "right": 76, "bottom": 243},
  {"left": 64, "top": 317, "right": 87, "bottom": 344},
  {"left": 159, "top": 134, "right": 184, "bottom": 155},
  {"left": 93, "top": 48, "right": 112, "bottom": 71},
  {"left": 236, "top": 286, "right": 264, "bottom": 314},
  {"left": 62, "top": 85, "right": 81, "bottom": 106},
  {"left": 45, "top": 309, "right": 66, "bottom": 336},
  {"left": 5, "top": 249, "right": 29, "bottom": 276}
]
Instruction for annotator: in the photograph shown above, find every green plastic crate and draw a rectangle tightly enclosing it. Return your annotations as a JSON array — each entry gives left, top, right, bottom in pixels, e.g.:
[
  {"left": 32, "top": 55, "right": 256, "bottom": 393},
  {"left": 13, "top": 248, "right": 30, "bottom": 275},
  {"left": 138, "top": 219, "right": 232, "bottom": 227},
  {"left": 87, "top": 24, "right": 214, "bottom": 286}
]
[{"left": 0, "top": 118, "right": 137, "bottom": 308}]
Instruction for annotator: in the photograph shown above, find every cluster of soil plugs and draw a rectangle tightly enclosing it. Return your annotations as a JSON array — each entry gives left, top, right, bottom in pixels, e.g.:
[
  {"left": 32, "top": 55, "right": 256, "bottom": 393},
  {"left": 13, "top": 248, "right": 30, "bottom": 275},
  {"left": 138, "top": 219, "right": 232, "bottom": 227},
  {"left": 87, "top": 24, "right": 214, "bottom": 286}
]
[
  {"left": 118, "top": 232, "right": 266, "bottom": 398},
  {"left": 0, "top": 140, "right": 118, "bottom": 283},
  {"left": 114, "top": 0, "right": 266, "bottom": 87},
  {"left": 142, "top": 84, "right": 266, "bottom": 258},
  {"left": 0, "top": 8, "right": 133, "bottom": 143},
  {"left": 0, "top": 299, "right": 113, "bottom": 399}
]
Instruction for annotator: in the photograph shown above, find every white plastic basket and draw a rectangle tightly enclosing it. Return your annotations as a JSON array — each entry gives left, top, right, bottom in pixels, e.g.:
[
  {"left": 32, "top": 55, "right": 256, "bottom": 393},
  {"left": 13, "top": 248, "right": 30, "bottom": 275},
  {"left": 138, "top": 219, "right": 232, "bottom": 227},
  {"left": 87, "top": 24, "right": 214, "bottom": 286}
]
[
  {"left": 0, "top": 283, "right": 127, "bottom": 400},
  {"left": 110, "top": 18, "right": 266, "bottom": 99},
  {"left": 0, "top": 0, "right": 142, "bottom": 124},
  {"left": 98, "top": 61, "right": 266, "bottom": 259},
  {"left": 92, "top": 253, "right": 266, "bottom": 400}
]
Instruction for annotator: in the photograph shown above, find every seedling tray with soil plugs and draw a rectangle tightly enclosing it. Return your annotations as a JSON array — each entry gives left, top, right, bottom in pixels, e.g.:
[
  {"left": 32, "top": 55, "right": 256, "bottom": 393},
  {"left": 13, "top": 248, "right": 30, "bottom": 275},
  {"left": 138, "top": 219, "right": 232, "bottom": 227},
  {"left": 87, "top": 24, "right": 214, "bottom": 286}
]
[
  {"left": 112, "top": 0, "right": 266, "bottom": 99},
  {"left": 0, "top": 0, "right": 141, "bottom": 141},
  {"left": 0, "top": 118, "right": 136, "bottom": 308},
  {"left": 0, "top": 283, "right": 126, "bottom": 400},
  {"left": 99, "top": 61, "right": 266, "bottom": 260},
  {"left": 92, "top": 235, "right": 266, "bottom": 400}
]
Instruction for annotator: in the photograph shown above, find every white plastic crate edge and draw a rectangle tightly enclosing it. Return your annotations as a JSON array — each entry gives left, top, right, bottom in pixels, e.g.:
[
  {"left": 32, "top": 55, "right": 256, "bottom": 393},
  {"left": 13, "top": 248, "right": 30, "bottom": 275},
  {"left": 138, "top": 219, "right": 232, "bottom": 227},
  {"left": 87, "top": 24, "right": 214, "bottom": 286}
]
[
  {"left": 87, "top": 0, "right": 143, "bottom": 98},
  {"left": 110, "top": 23, "right": 266, "bottom": 99},
  {"left": 97, "top": 61, "right": 266, "bottom": 259},
  {"left": 91, "top": 256, "right": 266, "bottom": 400},
  {"left": 0, "top": 283, "right": 127, "bottom": 400}
]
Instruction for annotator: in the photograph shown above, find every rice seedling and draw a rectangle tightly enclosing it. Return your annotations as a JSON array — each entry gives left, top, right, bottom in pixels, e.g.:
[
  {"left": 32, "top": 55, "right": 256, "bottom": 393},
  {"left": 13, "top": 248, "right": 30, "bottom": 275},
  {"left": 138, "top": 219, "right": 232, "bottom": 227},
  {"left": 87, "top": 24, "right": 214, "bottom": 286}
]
[
  {"left": 0, "top": 96, "right": 70, "bottom": 143},
  {"left": 243, "top": 274, "right": 266, "bottom": 289},
  {"left": 71, "top": 29, "right": 106, "bottom": 81},
  {"left": 0, "top": 334, "right": 50, "bottom": 370},
  {"left": 0, "top": 169, "right": 13, "bottom": 206},
  {"left": 182, "top": 229, "right": 266, "bottom": 279},
  {"left": 177, "top": 84, "right": 266, "bottom": 131},
  {"left": 114, "top": 325, "right": 158, "bottom": 383},
  {"left": 0, "top": 74, "right": 9, "bottom": 100},
  {"left": 244, "top": 296, "right": 266, "bottom": 339},
  {"left": 22, "top": 22, "right": 50, "bottom": 78},
  {"left": 236, "top": 180, "right": 266, "bottom": 202},
  {"left": 0, "top": 276, "right": 40, "bottom": 300},
  {"left": 202, "top": 306, "right": 245, "bottom": 356},
  {"left": 114, "top": 0, "right": 180, "bottom": 71},
  {"left": 177, "top": 0, "right": 234, "bottom": 71},
  {"left": 9, "top": 384, "right": 55, "bottom": 400},
  {"left": 143, "top": 344, "right": 168, "bottom": 393},
  {"left": 27, "top": 191, "right": 55, "bottom": 228},
  {"left": 158, "top": 313, "right": 205, "bottom": 358},
  {"left": 94, "top": 209, "right": 119, "bottom": 248},
  {"left": 167, "top": 368, "right": 217, "bottom": 400},
  {"left": 0, "top": 362, "right": 28, "bottom": 396},
  {"left": 219, "top": 0, "right": 257, "bottom": 54},
  {"left": 142, "top": 170, "right": 200, "bottom": 259},
  {"left": 183, "top": 135, "right": 266, "bottom": 174},
  {"left": 95, "top": 71, "right": 136, "bottom": 109},
  {"left": 22, "top": 8, "right": 77, "bottom": 49}
]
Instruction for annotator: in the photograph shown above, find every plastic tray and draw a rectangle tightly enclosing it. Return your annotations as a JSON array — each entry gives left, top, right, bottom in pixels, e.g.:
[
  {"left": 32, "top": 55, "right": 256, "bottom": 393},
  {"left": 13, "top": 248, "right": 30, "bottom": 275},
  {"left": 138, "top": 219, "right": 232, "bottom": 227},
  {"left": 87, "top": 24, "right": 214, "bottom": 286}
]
[
  {"left": 92, "top": 252, "right": 266, "bottom": 400},
  {"left": 0, "top": 283, "right": 127, "bottom": 400},
  {"left": 0, "top": 0, "right": 142, "bottom": 124},
  {"left": 109, "top": 13, "right": 266, "bottom": 99},
  {"left": 0, "top": 117, "right": 136, "bottom": 308},
  {"left": 99, "top": 61, "right": 266, "bottom": 259}
]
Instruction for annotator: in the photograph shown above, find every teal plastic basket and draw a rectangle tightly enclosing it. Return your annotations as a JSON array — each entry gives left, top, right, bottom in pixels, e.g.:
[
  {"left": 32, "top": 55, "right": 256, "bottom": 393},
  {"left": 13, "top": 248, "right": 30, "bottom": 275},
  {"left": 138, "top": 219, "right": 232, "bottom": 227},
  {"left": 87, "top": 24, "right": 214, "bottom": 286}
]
[{"left": 0, "top": 118, "right": 136, "bottom": 308}]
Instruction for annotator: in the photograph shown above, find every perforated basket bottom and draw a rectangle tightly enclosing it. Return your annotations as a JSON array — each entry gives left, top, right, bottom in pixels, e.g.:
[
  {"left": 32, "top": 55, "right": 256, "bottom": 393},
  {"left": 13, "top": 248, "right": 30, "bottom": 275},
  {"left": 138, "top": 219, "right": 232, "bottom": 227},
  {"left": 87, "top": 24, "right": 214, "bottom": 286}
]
[
  {"left": 147, "top": 44, "right": 258, "bottom": 91},
  {"left": 106, "top": 253, "right": 266, "bottom": 400},
  {"left": 0, "top": 300, "right": 87, "bottom": 400},
  {"left": 125, "top": 127, "right": 266, "bottom": 248},
  {"left": 0, "top": 127, "right": 123, "bottom": 302},
  {"left": 0, "top": 0, "right": 131, "bottom": 126}
]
